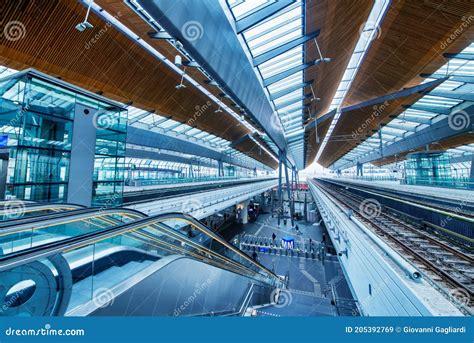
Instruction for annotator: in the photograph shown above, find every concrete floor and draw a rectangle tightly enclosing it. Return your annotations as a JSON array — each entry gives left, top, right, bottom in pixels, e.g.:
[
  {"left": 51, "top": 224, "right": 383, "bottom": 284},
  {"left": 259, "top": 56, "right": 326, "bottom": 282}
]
[{"left": 221, "top": 213, "right": 358, "bottom": 316}]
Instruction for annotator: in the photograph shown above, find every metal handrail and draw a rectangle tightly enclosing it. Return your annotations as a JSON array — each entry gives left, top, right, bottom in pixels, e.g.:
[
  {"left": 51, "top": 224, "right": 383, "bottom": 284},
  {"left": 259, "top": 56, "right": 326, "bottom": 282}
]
[
  {"left": 0, "top": 206, "right": 147, "bottom": 231},
  {"left": 0, "top": 212, "right": 282, "bottom": 287}
]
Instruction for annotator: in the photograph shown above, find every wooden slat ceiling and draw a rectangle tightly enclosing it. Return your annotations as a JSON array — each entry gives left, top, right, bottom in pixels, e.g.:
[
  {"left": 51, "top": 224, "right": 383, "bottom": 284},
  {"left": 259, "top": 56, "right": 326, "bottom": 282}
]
[
  {"left": 317, "top": 81, "right": 443, "bottom": 168},
  {"left": 302, "top": 0, "right": 372, "bottom": 168},
  {"left": 304, "top": 0, "right": 373, "bottom": 122},
  {"left": 313, "top": 0, "right": 474, "bottom": 169},
  {"left": 0, "top": 0, "right": 274, "bottom": 168},
  {"left": 234, "top": 137, "right": 278, "bottom": 170},
  {"left": 370, "top": 132, "right": 474, "bottom": 167},
  {"left": 343, "top": 0, "right": 474, "bottom": 106}
]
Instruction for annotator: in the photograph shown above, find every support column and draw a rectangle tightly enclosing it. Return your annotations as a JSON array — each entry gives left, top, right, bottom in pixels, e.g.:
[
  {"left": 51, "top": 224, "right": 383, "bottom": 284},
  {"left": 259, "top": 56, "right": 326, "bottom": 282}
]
[
  {"left": 67, "top": 103, "right": 97, "bottom": 207},
  {"left": 284, "top": 158, "right": 295, "bottom": 227},
  {"left": 304, "top": 191, "right": 308, "bottom": 222},
  {"left": 356, "top": 162, "right": 363, "bottom": 177},
  {"left": 218, "top": 160, "right": 224, "bottom": 177},
  {"left": 470, "top": 154, "right": 474, "bottom": 189},
  {"left": 0, "top": 150, "right": 8, "bottom": 200},
  {"left": 240, "top": 200, "right": 249, "bottom": 224},
  {"left": 277, "top": 152, "right": 283, "bottom": 226}
]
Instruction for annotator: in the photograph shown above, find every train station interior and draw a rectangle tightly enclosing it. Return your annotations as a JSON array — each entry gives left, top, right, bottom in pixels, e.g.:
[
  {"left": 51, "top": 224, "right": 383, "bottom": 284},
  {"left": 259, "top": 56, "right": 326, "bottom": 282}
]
[{"left": 0, "top": 0, "right": 472, "bottom": 318}]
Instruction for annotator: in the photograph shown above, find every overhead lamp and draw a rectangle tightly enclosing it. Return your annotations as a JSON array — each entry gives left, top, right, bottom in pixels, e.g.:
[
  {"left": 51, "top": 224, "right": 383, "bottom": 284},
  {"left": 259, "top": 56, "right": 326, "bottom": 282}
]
[
  {"left": 313, "top": 38, "right": 331, "bottom": 64},
  {"left": 309, "top": 85, "right": 320, "bottom": 102},
  {"left": 174, "top": 55, "right": 183, "bottom": 67},
  {"left": 75, "top": 0, "right": 94, "bottom": 31},
  {"left": 176, "top": 67, "right": 186, "bottom": 89}
]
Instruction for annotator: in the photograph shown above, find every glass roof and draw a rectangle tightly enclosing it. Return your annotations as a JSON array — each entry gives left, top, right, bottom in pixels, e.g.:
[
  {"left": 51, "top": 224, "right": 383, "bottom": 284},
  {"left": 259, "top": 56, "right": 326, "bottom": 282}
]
[
  {"left": 226, "top": 0, "right": 306, "bottom": 167},
  {"left": 334, "top": 43, "right": 474, "bottom": 169}
]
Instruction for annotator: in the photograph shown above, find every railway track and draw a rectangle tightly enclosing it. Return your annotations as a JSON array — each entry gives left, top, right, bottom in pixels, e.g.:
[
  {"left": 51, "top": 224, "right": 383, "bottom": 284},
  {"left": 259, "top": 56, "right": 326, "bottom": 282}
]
[
  {"left": 312, "top": 179, "right": 474, "bottom": 313},
  {"left": 324, "top": 179, "right": 474, "bottom": 219}
]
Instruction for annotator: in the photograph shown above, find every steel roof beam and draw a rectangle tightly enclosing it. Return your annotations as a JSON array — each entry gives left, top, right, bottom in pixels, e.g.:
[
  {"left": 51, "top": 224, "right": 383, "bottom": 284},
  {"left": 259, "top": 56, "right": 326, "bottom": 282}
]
[
  {"left": 424, "top": 90, "right": 474, "bottom": 102},
  {"left": 275, "top": 97, "right": 308, "bottom": 111},
  {"left": 253, "top": 30, "right": 320, "bottom": 66},
  {"left": 137, "top": 0, "right": 291, "bottom": 164},
  {"left": 270, "top": 80, "right": 313, "bottom": 100},
  {"left": 331, "top": 104, "right": 474, "bottom": 170},
  {"left": 443, "top": 52, "right": 474, "bottom": 60},
  {"left": 420, "top": 73, "right": 474, "bottom": 83},
  {"left": 403, "top": 104, "right": 451, "bottom": 115},
  {"left": 127, "top": 127, "right": 256, "bottom": 170},
  {"left": 263, "top": 60, "right": 319, "bottom": 87},
  {"left": 235, "top": 0, "right": 295, "bottom": 34}
]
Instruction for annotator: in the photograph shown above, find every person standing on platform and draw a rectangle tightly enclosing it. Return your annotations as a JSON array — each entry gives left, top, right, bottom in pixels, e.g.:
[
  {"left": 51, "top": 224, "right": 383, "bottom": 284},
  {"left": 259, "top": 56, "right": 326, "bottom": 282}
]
[{"left": 252, "top": 251, "right": 258, "bottom": 261}]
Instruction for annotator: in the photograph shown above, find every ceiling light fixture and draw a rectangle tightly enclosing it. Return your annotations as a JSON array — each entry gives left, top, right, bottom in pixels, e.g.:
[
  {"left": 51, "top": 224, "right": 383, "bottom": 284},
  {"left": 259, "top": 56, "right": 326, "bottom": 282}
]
[
  {"left": 313, "top": 38, "right": 331, "bottom": 64},
  {"left": 175, "top": 67, "right": 186, "bottom": 89},
  {"left": 75, "top": 0, "right": 94, "bottom": 31}
]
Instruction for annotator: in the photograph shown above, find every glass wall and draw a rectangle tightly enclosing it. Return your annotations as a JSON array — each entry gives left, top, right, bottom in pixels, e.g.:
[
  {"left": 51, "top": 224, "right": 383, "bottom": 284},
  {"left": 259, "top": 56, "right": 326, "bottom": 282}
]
[
  {"left": 0, "top": 71, "right": 127, "bottom": 205},
  {"left": 404, "top": 151, "right": 452, "bottom": 186}
]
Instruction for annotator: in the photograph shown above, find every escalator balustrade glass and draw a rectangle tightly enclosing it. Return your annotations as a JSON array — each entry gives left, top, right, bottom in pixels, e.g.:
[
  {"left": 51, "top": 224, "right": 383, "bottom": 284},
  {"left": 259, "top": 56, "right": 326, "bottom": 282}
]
[
  {"left": 0, "top": 214, "right": 281, "bottom": 316},
  {"left": 0, "top": 210, "right": 143, "bottom": 256}
]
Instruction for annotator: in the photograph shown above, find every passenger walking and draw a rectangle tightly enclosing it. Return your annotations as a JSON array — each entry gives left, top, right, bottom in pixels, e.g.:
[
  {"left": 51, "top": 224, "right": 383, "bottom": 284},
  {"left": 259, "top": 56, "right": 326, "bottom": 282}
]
[
  {"left": 272, "top": 232, "right": 276, "bottom": 242},
  {"left": 252, "top": 251, "right": 258, "bottom": 261}
]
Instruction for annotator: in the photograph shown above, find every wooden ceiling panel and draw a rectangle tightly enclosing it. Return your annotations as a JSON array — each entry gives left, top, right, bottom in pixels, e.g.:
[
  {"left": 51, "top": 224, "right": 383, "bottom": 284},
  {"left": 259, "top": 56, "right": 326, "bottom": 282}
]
[
  {"left": 318, "top": 80, "right": 442, "bottom": 167},
  {"left": 304, "top": 0, "right": 373, "bottom": 120},
  {"left": 0, "top": 0, "right": 274, "bottom": 168},
  {"left": 343, "top": 0, "right": 474, "bottom": 106},
  {"left": 234, "top": 138, "right": 278, "bottom": 170}
]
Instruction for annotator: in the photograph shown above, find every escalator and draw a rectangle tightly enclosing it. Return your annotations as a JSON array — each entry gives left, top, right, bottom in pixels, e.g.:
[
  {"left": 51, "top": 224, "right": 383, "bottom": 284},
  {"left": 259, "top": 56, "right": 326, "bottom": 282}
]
[
  {"left": 0, "top": 212, "right": 283, "bottom": 316},
  {"left": 0, "top": 202, "right": 84, "bottom": 222},
  {"left": 0, "top": 207, "right": 146, "bottom": 255}
]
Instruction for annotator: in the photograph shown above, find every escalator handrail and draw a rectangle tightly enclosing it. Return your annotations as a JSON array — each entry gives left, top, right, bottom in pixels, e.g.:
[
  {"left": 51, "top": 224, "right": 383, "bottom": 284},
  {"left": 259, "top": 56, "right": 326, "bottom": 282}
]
[
  {"left": 0, "top": 212, "right": 281, "bottom": 285},
  {"left": 0, "top": 202, "right": 85, "bottom": 211},
  {"left": 163, "top": 212, "right": 281, "bottom": 282},
  {"left": 0, "top": 206, "right": 148, "bottom": 232}
]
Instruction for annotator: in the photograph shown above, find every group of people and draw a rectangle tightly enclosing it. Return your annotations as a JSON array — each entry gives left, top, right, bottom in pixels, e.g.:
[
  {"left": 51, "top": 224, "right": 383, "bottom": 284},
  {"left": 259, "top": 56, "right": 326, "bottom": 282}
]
[{"left": 250, "top": 224, "right": 328, "bottom": 262}]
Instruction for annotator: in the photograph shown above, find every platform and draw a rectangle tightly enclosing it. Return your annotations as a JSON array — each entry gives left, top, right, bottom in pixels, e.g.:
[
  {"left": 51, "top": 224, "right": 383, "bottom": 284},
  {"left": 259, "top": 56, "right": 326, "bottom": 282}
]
[
  {"left": 221, "top": 213, "right": 357, "bottom": 316},
  {"left": 328, "top": 178, "right": 474, "bottom": 204}
]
